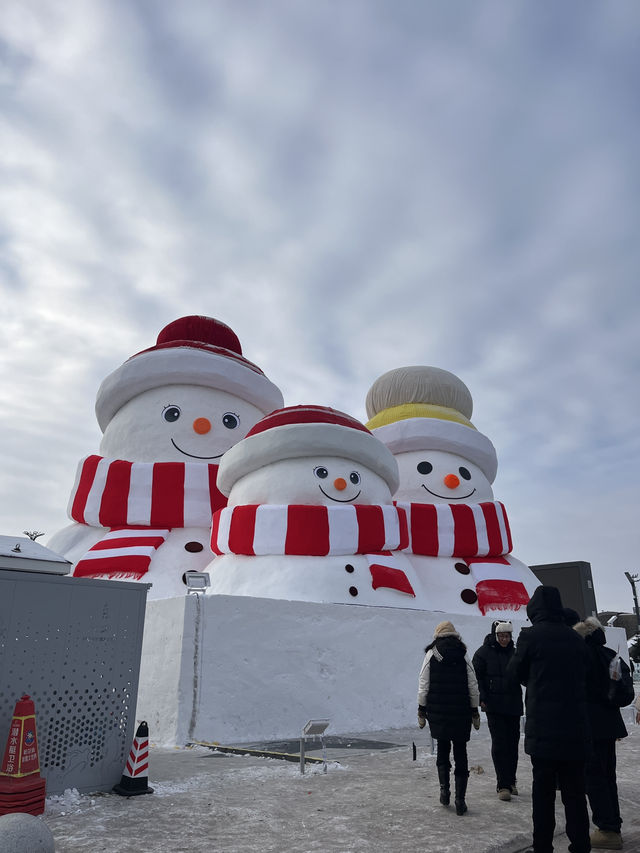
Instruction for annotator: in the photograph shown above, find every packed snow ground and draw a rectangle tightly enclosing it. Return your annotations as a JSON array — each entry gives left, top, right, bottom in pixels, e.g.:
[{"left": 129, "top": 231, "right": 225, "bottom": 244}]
[{"left": 42, "top": 710, "right": 640, "bottom": 853}]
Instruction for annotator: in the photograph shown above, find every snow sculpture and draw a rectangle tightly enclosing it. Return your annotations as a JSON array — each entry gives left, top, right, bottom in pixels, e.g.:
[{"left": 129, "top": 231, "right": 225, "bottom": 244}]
[
  {"left": 207, "top": 405, "right": 429, "bottom": 607},
  {"left": 365, "top": 366, "right": 540, "bottom": 617},
  {"left": 47, "top": 315, "right": 284, "bottom": 599}
]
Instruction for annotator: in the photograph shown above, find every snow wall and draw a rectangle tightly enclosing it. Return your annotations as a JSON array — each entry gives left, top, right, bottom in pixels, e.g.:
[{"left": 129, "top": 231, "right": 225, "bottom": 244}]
[{"left": 135, "top": 594, "right": 528, "bottom": 746}]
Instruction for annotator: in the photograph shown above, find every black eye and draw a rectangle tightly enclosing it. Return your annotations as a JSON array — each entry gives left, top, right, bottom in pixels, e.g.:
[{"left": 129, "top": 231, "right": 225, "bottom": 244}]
[
  {"left": 417, "top": 461, "right": 433, "bottom": 475},
  {"left": 314, "top": 466, "right": 329, "bottom": 479},
  {"left": 222, "top": 412, "right": 239, "bottom": 430},
  {"left": 349, "top": 471, "right": 360, "bottom": 485},
  {"left": 459, "top": 467, "right": 471, "bottom": 480},
  {"left": 163, "top": 405, "right": 181, "bottom": 423}
]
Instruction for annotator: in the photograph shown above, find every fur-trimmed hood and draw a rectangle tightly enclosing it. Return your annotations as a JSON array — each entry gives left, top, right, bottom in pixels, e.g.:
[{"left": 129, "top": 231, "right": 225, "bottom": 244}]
[
  {"left": 573, "top": 616, "right": 602, "bottom": 637},
  {"left": 574, "top": 616, "right": 606, "bottom": 645}
]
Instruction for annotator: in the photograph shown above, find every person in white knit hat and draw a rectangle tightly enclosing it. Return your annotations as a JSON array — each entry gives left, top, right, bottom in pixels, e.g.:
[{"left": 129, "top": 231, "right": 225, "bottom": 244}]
[
  {"left": 206, "top": 404, "right": 423, "bottom": 606},
  {"left": 472, "top": 619, "right": 523, "bottom": 802},
  {"left": 47, "top": 315, "right": 283, "bottom": 599},
  {"left": 365, "top": 365, "right": 540, "bottom": 617}
]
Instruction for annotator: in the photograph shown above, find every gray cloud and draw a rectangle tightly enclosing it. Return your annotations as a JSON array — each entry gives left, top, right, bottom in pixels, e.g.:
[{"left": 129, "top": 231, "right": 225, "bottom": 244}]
[{"left": 1, "top": 0, "right": 638, "bottom": 611}]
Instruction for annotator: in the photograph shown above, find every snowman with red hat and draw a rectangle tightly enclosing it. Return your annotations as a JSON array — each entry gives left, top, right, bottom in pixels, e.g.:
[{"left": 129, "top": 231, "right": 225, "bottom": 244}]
[
  {"left": 47, "top": 316, "right": 283, "bottom": 599},
  {"left": 365, "top": 366, "right": 540, "bottom": 617},
  {"left": 207, "top": 404, "right": 425, "bottom": 607}
]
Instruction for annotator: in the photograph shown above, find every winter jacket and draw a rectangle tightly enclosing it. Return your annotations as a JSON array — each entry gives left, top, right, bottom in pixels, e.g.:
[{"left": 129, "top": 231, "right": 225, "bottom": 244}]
[
  {"left": 472, "top": 626, "right": 523, "bottom": 717},
  {"left": 507, "top": 585, "right": 590, "bottom": 760},
  {"left": 577, "top": 622, "right": 629, "bottom": 742},
  {"left": 418, "top": 632, "right": 480, "bottom": 742}
]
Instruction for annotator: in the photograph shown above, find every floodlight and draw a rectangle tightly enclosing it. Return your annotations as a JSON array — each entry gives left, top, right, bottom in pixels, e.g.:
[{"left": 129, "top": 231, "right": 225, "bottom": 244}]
[{"left": 185, "top": 572, "right": 210, "bottom": 594}]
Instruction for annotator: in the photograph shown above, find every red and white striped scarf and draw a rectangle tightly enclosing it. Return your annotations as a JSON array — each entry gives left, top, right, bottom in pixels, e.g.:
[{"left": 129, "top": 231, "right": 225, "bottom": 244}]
[
  {"left": 211, "top": 503, "right": 408, "bottom": 556},
  {"left": 396, "top": 500, "right": 529, "bottom": 614},
  {"left": 68, "top": 455, "right": 225, "bottom": 579},
  {"left": 396, "top": 500, "right": 512, "bottom": 557},
  {"left": 211, "top": 503, "right": 415, "bottom": 597}
]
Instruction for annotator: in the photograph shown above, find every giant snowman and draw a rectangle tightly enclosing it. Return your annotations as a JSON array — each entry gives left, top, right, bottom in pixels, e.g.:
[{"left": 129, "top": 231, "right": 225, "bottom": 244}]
[
  {"left": 206, "top": 404, "right": 428, "bottom": 607},
  {"left": 365, "top": 365, "right": 540, "bottom": 617},
  {"left": 47, "top": 315, "right": 283, "bottom": 599}
]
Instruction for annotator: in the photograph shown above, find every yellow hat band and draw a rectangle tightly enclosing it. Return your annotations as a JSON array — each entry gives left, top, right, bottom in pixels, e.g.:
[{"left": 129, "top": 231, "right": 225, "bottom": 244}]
[{"left": 366, "top": 403, "right": 475, "bottom": 431}]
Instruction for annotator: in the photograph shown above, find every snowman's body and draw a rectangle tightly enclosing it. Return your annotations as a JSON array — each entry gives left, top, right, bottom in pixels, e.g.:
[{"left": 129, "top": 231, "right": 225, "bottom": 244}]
[
  {"left": 399, "top": 551, "right": 538, "bottom": 617},
  {"left": 48, "top": 383, "right": 268, "bottom": 599},
  {"left": 209, "top": 551, "right": 422, "bottom": 607},
  {"left": 388, "top": 448, "right": 540, "bottom": 616},
  {"left": 208, "top": 453, "right": 425, "bottom": 608},
  {"left": 48, "top": 523, "right": 214, "bottom": 599}
]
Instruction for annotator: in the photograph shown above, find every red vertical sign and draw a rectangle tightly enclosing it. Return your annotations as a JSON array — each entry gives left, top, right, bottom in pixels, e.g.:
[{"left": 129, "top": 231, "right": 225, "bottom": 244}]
[{"left": 0, "top": 695, "right": 40, "bottom": 778}]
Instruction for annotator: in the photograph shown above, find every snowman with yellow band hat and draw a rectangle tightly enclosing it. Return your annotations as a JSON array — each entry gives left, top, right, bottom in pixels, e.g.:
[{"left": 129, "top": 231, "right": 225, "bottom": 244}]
[{"left": 365, "top": 366, "right": 540, "bottom": 616}]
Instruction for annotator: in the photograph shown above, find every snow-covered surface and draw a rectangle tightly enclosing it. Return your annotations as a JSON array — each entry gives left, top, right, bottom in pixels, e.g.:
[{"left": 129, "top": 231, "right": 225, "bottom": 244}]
[
  {"left": 0, "top": 535, "right": 71, "bottom": 574},
  {"left": 41, "top": 716, "right": 640, "bottom": 853},
  {"left": 135, "top": 594, "right": 528, "bottom": 746},
  {"left": 0, "top": 536, "right": 67, "bottom": 563}
]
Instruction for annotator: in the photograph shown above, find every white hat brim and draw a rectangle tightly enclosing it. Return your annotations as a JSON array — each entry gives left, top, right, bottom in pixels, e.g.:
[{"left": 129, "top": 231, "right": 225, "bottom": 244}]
[
  {"left": 95, "top": 346, "right": 284, "bottom": 432},
  {"left": 371, "top": 418, "right": 497, "bottom": 483},
  {"left": 218, "top": 422, "right": 399, "bottom": 496}
]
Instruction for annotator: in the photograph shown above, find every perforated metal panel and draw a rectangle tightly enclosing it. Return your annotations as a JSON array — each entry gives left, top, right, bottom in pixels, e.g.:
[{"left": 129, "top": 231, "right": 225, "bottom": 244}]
[{"left": 0, "top": 569, "right": 149, "bottom": 794}]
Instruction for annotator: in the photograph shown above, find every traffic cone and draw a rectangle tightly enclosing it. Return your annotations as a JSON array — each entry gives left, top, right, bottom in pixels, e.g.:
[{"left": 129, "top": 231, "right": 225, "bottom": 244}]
[
  {"left": 0, "top": 695, "right": 46, "bottom": 816},
  {"left": 113, "top": 721, "right": 154, "bottom": 796}
]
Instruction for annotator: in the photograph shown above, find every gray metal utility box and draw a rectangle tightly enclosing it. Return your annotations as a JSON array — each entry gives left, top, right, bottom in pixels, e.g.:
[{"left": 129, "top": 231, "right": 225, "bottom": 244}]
[
  {"left": 0, "top": 568, "right": 149, "bottom": 795},
  {"left": 529, "top": 560, "right": 597, "bottom": 618}
]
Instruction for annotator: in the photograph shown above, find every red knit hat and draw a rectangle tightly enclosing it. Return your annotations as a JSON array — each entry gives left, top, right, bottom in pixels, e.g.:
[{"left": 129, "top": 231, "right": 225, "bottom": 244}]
[
  {"left": 94, "top": 315, "right": 284, "bottom": 431},
  {"left": 217, "top": 404, "right": 399, "bottom": 496}
]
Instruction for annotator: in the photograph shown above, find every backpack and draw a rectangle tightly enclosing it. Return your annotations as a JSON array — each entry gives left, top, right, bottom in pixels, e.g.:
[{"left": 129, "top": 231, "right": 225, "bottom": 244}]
[{"left": 607, "top": 655, "right": 635, "bottom": 708}]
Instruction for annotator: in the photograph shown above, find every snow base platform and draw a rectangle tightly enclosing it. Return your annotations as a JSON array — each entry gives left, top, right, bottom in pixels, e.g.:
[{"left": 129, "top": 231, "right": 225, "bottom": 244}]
[{"left": 136, "top": 593, "right": 527, "bottom": 746}]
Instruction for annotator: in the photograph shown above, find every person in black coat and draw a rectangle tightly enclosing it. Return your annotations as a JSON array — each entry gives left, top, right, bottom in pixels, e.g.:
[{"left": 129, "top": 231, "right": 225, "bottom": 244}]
[
  {"left": 507, "top": 585, "right": 591, "bottom": 853},
  {"left": 472, "top": 619, "right": 523, "bottom": 801},
  {"left": 418, "top": 620, "right": 480, "bottom": 816},
  {"left": 574, "top": 617, "right": 631, "bottom": 851}
]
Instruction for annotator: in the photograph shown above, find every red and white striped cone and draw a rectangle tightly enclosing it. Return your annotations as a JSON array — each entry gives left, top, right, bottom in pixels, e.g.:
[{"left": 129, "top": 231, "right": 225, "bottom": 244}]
[{"left": 113, "top": 721, "right": 154, "bottom": 796}]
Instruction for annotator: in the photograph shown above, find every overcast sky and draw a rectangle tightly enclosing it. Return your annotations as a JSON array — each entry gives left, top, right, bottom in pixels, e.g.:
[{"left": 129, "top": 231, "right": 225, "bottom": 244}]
[{"left": 2, "top": 0, "right": 639, "bottom": 613}]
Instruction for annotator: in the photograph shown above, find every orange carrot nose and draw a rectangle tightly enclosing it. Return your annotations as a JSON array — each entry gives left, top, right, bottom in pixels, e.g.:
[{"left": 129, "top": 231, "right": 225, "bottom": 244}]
[
  {"left": 444, "top": 473, "right": 460, "bottom": 489},
  {"left": 193, "top": 417, "right": 211, "bottom": 435},
  {"left": 334, "top": 477, "right": 347, "bottom": 491}
]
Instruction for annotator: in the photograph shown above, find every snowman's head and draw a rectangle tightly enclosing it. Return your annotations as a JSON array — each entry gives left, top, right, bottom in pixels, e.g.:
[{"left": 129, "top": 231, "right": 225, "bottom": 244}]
[
  {"left": 366, "top": 366, "right": 499, "bottom": 502},
  {"left": 217, "top": 405, "right": 400, "bottom": 505},
  {"left": 99, "top": 385, "right": 265, "bottom": 462},
  {"left": 394, "top": 448, "right": 494, "bottom": 504},
  {"left": 94, "top": 316, "right": 284, "bottom": 456},
  {"left": 227, "top": 455, "right": 392, "bottom": 506}
]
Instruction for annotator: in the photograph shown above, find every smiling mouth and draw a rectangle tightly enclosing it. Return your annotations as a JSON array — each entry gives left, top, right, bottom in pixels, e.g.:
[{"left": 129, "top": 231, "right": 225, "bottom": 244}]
[
  {"left": 319, "top": 485, "right": 362, "bottom": 503},
  {"left": 421, "top": 484, "right": 476, "bottom": 500},
  {"left": 171, "top": 438, "right": 224, "bottom": 460}
]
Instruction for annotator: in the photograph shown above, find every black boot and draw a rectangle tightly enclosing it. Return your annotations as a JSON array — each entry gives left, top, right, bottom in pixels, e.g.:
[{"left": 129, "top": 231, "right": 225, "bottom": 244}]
[
  {"left": 437, "top": 765, "right": 450, "bottom": 806},
  {"left": 454, "top": 773, "right": 469, "bottom": 816}
]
